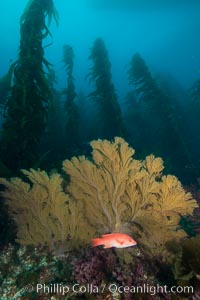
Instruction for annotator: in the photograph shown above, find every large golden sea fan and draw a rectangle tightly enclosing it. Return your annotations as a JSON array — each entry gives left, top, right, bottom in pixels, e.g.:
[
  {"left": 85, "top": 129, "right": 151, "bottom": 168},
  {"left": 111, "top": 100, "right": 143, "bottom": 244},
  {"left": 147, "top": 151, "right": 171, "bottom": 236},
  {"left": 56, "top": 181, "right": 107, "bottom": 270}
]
[{"left": 63, "top": 137, "right": 198, "bottom": 256}]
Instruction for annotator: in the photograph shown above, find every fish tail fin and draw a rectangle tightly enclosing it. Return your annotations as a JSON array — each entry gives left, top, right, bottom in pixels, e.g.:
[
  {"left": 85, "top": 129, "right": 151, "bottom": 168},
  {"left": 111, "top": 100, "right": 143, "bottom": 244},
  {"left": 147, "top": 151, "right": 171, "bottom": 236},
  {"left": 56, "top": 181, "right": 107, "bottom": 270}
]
[{"left": 91, "top": 238, "right": 103, "bottom": 247}]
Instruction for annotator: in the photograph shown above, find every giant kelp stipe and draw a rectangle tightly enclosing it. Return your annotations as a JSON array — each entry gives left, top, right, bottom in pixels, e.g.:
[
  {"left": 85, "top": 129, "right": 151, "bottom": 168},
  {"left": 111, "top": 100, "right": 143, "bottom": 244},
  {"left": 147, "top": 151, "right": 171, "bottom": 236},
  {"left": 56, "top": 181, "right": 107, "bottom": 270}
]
[
  {"left": 128, "top": 53, "right": 193, "bottom": 179},
  {"left": 0, "top": 0, "right": 200, "bottom": 299},
  {"left": 87, "top": 38, "right": 125, "bottom": 140},
  {"left": 0, "top": 0, "right": 58, "bottom": 172}
]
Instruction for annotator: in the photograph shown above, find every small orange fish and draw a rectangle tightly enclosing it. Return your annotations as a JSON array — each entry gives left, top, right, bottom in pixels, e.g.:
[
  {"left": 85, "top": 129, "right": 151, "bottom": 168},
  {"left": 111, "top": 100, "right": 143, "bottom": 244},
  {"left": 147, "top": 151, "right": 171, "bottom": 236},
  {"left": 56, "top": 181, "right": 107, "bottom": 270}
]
[{"left": 91, "top": 233, "right": 137, "bottom": 249}]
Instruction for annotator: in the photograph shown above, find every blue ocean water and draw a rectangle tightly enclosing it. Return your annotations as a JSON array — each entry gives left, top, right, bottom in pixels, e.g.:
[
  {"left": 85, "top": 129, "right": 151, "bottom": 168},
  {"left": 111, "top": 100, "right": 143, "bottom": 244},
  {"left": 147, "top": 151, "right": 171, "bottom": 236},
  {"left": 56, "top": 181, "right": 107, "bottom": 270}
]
[{"left": 0, "top": 0, "right": 200, "bottom": 100}]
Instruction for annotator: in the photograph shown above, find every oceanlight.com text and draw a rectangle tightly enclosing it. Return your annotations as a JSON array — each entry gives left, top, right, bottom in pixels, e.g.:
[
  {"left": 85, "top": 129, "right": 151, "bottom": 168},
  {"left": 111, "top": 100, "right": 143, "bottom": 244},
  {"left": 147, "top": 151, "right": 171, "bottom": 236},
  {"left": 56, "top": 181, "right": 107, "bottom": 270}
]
[{"left": 108, "top": 283, "right": 194, "bottom": 296}]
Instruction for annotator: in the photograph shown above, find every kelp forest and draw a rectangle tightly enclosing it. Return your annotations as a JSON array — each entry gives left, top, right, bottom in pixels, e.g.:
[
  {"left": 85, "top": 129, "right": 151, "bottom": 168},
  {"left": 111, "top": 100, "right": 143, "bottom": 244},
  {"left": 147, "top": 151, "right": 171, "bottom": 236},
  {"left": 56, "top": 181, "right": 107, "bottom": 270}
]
[{"left": 0, "top": 0, "right": 200, "bottom": 299}]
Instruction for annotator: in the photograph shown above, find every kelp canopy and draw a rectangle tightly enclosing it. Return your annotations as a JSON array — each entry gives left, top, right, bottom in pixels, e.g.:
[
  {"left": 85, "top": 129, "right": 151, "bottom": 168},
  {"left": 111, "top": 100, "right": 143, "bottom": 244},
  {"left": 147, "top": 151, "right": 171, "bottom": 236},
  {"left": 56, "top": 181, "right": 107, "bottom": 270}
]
[{"left": 0, "top": 0, "right": 58, "bottom": 171}]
